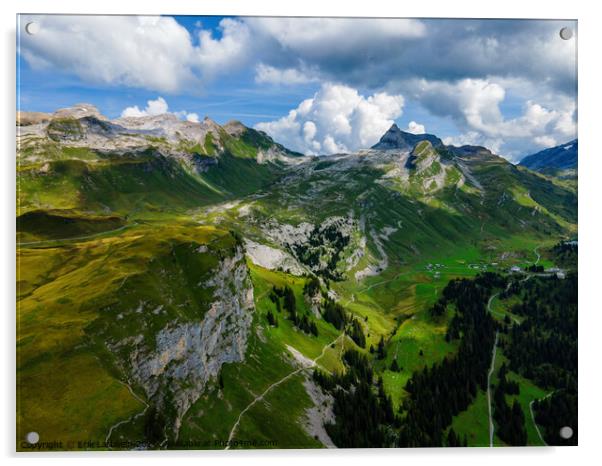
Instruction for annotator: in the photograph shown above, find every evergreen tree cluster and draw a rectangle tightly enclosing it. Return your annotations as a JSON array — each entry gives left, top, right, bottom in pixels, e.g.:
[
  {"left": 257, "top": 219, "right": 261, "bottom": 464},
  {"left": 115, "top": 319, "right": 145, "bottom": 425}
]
[
  {"left": 525, "top": 264, "right": 544, "bottom": 273},
  {"left": 376, "top": 335, "right": 386, "bottom": 359},
  {"left": 398, "top": 273, "right": 501, "bottom": 447},
  {"left": 494, "top": 396, "right": 527, "bottom": 446},
  {"left": 506, "top": 274, "right": 576, "bottom": 388},
  {"left": 492, "top": 364, "right": 526, "bottom": 446},
  {"left": 446, "top": 428, "right": 468, "bottom": 447},
  {"left": 551, "top": 241, "right": 577, "bottom": 268},
  {"left": 504, "top": 273, "right": 577, "bottom": 445},
  {"left": 321, "top": 296, "right": 348, "bottom": 330},
  {"left": 429, "top": 298, "right": 447, "bottom": 318},
  {"left": 347, "top": 318, "right": 366, "bottom": 348},
  {"left": 266, "top": 309, "right": 278, "bottom": 327},
  {"left": 313, "top": 350, "right": 396, "bottom": 447},
  {"left": 269, "top": 285, "right": 318, "bottom": 336},
  {"left": 533, "top": 388, "right": 577, "bottom": 446},
  {"left": 303, "top": 276, "right": 321, "bottom": 297}
]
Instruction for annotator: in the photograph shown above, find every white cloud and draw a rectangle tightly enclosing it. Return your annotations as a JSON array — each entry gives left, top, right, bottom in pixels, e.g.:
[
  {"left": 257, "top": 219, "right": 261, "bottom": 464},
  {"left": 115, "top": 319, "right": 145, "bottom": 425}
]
[
  {"left": 121, "top": 97, "right": 169, "bottom": 118},
  {"left": 255, "top": 63, "right": 317, "bottom": 85},
  {"left": 407, "top": 121, "right": 426, "bottom": 134},
  {"left": 443, "top": 132, "right": 504, "bottom": 154},
  {"left": 19, "top": 16, "right": 576, "bottom": 101},
  {"left": 407, "top": 78, "right": 576, "bottom": 158},
  {"left": 18, "top": 15, "right": 577, "bottom": 158},
  {"left": 255, "top": 83, "right": 404, "bottom": 155},
  {"left": 121, "top": 96, "right": 199, "bottom": 123},
  {"left": 20, "top": 15, "right": 198, "bottom": 93},
  {"left": 195, "top": 18, "right": 252, "bottom": 77},
  {"left": 246, "top": 17, "right": 426, "bottom": 54},
  {"left": 533, "top": 135, "right": 557, "bottom": 148}
]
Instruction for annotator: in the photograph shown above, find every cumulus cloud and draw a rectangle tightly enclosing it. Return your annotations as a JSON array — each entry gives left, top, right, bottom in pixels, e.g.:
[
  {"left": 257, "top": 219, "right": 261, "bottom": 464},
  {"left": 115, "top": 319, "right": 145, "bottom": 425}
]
[
  {"left": 244, "top": 18, "right": 576, "bottom": 95},
  {"left": 19, "top": 15, "right": 255, "bottom": 93},
  {"left": 246, "top": 17, "right": 426, "bottom": 53},
  {"left": 255, "top": 83, "right": 404, "bottom": 155},
  {"left": 184, "top": 113, "right": 200, "bottom": 123},
  {"left": 18, "top": 15, "right": 576, "bottom": 158},
  {"left": 406, "top": 78, "right": 576, "bottom": 159},
  {"left": 20, "top": 15, "right": 198, "bottom": 93},
  {"left": 533, "top": 135, "right": 558, "bottom": 148},
  {"left": 443, "top": 132, "right": 505, "bottom": 155},
  {"left": 407, "top": 121, "right": 426, "bottom": 134},
  {"left": 121, "top": 97, "right": 169, "bottom": 117},
  {"left": 121, "top": 96, "right": 199, "bottom": 122},
  {"left": 195, "top": 18, "right": 252, "bottom": 77},
  {"left": 20, "top": 16, "right": 576, "bottom": 95}
]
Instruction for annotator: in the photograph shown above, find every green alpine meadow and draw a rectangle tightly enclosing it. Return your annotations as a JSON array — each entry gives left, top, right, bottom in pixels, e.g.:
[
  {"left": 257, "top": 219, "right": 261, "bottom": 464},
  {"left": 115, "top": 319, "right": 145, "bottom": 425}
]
[{"left": 16, "top": 104, "right": 577, "bottom": 450}]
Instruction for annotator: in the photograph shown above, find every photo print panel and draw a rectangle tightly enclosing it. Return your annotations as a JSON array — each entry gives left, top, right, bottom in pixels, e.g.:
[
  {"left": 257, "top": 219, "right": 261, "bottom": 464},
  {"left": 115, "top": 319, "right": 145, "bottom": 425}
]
[{"left": 16, "top": 14, "right": 578, "bottom": 451}]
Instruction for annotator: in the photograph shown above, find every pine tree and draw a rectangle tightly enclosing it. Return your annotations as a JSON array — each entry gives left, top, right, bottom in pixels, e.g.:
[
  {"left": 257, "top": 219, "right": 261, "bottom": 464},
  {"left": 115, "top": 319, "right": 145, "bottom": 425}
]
[{"left": 377, "top": 336, "right": 386, "bottom": 359}]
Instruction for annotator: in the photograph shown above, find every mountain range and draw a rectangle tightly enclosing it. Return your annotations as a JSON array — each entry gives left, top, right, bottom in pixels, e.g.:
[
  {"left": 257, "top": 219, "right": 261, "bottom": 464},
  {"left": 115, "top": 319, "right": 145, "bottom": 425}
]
[
  {"left": 519, "top": 139, "right": 578, "bottom": 175},
  {"left": 16, "top": 104, "right": 577, "bottom": 449}
]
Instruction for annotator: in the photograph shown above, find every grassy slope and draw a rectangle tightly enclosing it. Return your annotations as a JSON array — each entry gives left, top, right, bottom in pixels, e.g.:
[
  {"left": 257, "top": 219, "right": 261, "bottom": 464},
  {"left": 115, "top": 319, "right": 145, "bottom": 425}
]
[
  {"left": 16, "top": 134, "right": 576, "bottom": 449},
  {"left": 178, "top": 263, "right": 344, "bottom": 449},
  {"left": 16, "top": 224, "right": 235, "bottom": 450}
]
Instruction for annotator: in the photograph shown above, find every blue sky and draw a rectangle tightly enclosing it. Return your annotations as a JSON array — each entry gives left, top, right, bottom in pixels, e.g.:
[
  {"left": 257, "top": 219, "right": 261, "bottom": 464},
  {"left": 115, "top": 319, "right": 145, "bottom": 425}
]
[{"left": 17, "top": 15, "right": 577, "bottom": 160}]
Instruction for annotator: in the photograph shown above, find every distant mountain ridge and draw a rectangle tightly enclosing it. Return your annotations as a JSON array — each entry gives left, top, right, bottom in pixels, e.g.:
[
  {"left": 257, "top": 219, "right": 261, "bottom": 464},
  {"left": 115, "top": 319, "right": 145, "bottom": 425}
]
[{"left": 519, "top": 140, "right": 578, "bottom": 172}]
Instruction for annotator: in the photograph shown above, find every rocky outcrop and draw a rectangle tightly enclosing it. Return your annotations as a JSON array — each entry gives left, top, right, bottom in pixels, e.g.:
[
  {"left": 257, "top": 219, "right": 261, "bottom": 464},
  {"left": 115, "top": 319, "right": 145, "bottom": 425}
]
[
  {"left": 262, "top": 216, "right": 361, "bottom": 280},
  {"left": 116, "top": 246, "right": 254, "bottom": 437},
  {"left": 371, "top": 123, "right": 442, "bottom": 150},
  {"left": 244, "top": 239, "right": 306, "bottom": 276},
  {"left": 301, "top": 376, "right": 336, "bottom": 448},
  {"left": 53, "top": 103, "right": 108, "bottom": 121}
]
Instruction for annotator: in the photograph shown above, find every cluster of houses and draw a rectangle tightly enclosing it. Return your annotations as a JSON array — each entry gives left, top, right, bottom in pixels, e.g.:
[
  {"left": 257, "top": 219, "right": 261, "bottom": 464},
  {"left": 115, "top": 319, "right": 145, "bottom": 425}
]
[{"left": 509, "top": 265, "right": 565, "bottom": 279}]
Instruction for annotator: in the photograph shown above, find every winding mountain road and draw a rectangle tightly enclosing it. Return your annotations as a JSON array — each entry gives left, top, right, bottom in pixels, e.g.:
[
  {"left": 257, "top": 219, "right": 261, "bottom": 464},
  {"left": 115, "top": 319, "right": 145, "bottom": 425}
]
[
  {"left": 225, "top": 333, "right": 344, "bottom": 449},
  {"left": 485, "top": 245, "right": 544, "bottom": 447},
  {"left": 105, "top": 378, "right": 149, "bottom": 445},
  {"left": 486, "top": 331, "right": 499, "bottom": 447},
  {"left": 529, "top": 392, "right": 553, "bottom": 446},
  {"left": 533, "top": 245, "right": 541, "bottom": 265},
  {"left": 485, "top": 279, "right": 513, "bottom": 447}
]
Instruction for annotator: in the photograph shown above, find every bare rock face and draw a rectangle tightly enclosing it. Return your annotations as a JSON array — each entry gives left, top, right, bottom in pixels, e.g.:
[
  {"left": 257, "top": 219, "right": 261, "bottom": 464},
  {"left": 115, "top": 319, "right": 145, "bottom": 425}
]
[
  {"left": 222, "top": 120, "right": 247, "bottom": 137},
  {"left": 262, "top": 216, "right": 361, "bottom": 280},
  {"left": 121, "top": 246, "right": 255, "bottom": 436},
  {"left": 244, "top": 239, "right": 306, "bottom": 276},
  {"left": 115, "top": 114, "right": 224, "bottom": 151},
  {"left": 53, "top": 103, "right": 107, "bottom": 121},
  {"left": 371, "top": 123, "right": 442, "bottom": 150}
]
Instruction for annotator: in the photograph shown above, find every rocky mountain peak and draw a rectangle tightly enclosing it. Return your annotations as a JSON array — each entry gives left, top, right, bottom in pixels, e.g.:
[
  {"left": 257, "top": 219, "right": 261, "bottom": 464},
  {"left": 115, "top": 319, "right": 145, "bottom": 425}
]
[
  {"left": 223, "top": 120, "right": 247, "bottom": 137},
  {"left": 372, "top": 123, "right": 443, "bottom": 150},
  {"left": 53, "top": 103, "right": 107, "bottom": 121}
]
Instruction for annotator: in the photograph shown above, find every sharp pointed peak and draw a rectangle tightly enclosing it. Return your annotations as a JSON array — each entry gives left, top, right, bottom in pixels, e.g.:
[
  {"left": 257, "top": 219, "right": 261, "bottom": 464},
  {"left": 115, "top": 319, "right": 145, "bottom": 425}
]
[
  {"left": 372, "top": 123, "right": 442, "bottom": 150},
  {"left": 223, "top": 119, "right": 249, "bottom": 137}
]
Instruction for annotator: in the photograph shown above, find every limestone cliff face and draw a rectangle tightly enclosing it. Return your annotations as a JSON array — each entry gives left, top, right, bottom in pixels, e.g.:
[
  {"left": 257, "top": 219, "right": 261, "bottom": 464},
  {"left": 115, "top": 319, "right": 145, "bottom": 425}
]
[{"left": 123, "top": 246, "right": 254, "bottom": 436}]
